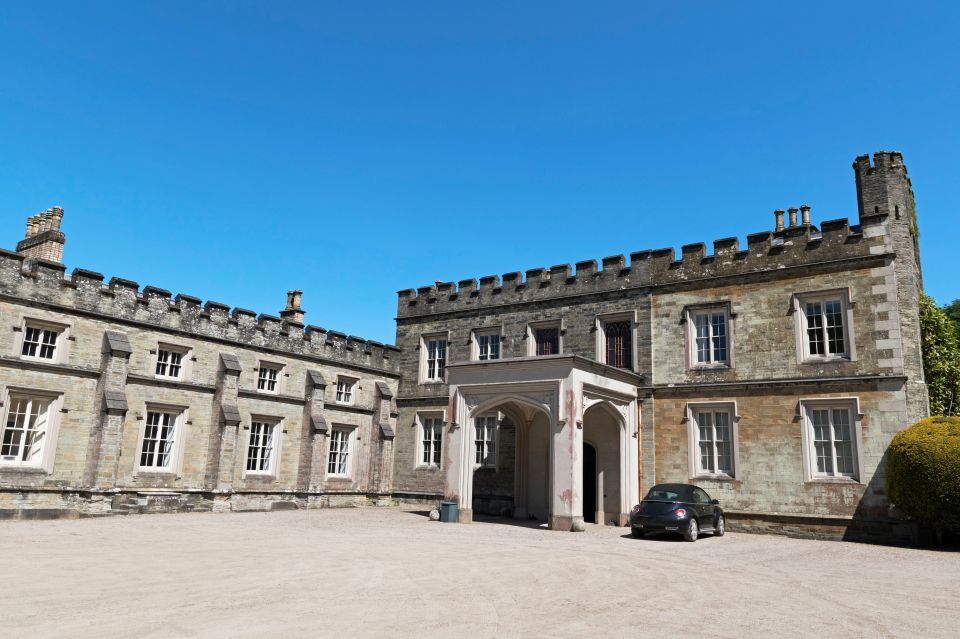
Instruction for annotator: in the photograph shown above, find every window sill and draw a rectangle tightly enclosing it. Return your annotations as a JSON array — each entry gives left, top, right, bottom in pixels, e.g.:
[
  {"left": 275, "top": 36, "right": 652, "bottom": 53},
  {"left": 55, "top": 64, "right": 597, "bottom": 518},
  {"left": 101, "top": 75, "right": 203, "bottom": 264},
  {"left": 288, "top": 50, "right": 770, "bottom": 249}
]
[
  {"left": 800, "top": 356, "right": 852, "bottom": 364},
  {"left": 19, "top": 355, "right": 59, "bottom": 364},
  {"left": 415, "top": 464, "right": 441, "bottom": 471},
  {"left": 420, "top": 380, "right": 445, "bottom": 385},
  {"left": 691, "top": 474, "right": 738, "bottom": 482},
  {"left": 805, "top": 477, "right": 862, "bottom": 485},
  {"left": 334, "top": 401, "right": 354, "bottom": 407},
  {"left": 135, "top": 469, "right": 179, "bottom": 477},
  {"left": 326, "top": 476, "right": 352, "bottom": 482},
  {"left": 0, "top": 465, "right": 47, "bottom": 474},
  {"left": 690, "top": 363, "right": 731, "bottom": 370}
]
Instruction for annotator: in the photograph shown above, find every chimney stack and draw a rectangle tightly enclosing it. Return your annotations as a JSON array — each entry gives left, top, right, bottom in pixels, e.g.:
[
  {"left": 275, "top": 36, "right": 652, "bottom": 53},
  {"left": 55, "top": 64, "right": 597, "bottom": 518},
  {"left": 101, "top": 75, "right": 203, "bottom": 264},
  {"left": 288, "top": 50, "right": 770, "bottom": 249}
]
[
  {"left": 16, "top": 206, "right": 66, "bottom": 262},
  {"left": 280, "top": 289, "right": 305, "bottom": 324},
  {"left": 788, "top": 207, "right": 799, "bottom": 228},
  {"left": 774, "top": 209, "right": 785, "bottom": 232},
  {"left": 800, "top": 204, "right": 811, "bottom": 226}
]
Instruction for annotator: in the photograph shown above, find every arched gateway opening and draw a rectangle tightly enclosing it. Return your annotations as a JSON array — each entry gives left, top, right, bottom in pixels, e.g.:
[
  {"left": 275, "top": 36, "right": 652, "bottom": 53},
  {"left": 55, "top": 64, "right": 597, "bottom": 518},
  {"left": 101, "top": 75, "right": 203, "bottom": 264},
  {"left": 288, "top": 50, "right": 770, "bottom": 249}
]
[
  {"left": 582, "top": 402, "right": 623, "bottom": 526},
  {"left": 468, "top": 398, "right": 551, "bottom": 524}
]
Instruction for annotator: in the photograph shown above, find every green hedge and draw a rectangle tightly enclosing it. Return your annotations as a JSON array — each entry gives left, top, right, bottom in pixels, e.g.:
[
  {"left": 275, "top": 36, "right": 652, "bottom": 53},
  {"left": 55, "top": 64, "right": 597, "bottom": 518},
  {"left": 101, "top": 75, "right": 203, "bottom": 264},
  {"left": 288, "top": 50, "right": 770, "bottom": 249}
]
[{"left": 887, "top": 417, "right": 960, "bottom": 532}]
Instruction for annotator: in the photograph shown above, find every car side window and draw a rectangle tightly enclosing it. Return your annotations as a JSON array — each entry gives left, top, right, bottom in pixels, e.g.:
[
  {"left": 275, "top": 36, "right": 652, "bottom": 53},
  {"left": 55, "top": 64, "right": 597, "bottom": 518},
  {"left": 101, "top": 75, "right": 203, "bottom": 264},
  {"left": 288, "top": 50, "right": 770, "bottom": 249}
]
[{"left": 693, "top": 488, "right": 710, "bottom": 504}]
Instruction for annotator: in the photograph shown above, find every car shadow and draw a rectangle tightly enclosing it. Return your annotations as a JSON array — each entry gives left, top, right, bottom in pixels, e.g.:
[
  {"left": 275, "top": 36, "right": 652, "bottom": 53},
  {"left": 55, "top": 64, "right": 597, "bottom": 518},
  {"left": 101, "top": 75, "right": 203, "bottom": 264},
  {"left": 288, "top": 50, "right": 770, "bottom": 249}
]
[{"left": 620, "top": 531, "right": 719, "bottom": 542}]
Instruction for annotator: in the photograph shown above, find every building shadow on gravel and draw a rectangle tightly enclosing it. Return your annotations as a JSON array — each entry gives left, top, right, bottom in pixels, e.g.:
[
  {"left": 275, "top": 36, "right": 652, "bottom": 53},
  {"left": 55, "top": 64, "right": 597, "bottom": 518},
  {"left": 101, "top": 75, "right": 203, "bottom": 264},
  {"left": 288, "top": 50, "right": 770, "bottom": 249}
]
[{"left": 845, "top": 450, "right": 958, "bottom": 551}]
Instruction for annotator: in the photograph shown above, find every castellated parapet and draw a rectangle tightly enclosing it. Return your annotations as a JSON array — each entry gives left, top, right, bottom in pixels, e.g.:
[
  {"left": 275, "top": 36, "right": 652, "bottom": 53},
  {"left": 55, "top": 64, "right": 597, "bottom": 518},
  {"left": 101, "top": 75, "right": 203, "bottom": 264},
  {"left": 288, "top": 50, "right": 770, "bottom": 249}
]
[
  {"left": 0, "top": 250, "right": 400, "bottom": 375},
  {"left": 398, "top": 208, "right": 890, "bottom": 319}
]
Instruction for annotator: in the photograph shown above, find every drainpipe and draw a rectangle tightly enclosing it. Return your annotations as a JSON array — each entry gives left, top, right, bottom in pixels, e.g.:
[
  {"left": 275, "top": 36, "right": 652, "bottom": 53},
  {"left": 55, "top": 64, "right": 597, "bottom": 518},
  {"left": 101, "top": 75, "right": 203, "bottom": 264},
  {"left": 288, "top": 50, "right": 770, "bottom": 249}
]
[{"left": 636, "top": 399, "right": 643, "bottom": 510}]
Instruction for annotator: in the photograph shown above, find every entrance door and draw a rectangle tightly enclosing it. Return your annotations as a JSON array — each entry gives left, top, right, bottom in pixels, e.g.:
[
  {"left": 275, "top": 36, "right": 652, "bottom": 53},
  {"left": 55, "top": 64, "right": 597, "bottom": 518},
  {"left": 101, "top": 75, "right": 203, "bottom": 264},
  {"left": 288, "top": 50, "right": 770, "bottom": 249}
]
[{"left": 583, "top": 443, "right": 597, "bottom": 524}]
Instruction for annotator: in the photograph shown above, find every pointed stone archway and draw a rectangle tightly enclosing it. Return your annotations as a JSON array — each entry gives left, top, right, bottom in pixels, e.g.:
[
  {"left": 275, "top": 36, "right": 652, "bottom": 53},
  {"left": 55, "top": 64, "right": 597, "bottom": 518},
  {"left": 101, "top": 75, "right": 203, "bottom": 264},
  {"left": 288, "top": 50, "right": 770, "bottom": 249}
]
[
  {"left": 442, "top": 355, "right": 643, "bottom": 531},
  {"left": 581, "top": 395, "right": 632, "bottom": 526}
]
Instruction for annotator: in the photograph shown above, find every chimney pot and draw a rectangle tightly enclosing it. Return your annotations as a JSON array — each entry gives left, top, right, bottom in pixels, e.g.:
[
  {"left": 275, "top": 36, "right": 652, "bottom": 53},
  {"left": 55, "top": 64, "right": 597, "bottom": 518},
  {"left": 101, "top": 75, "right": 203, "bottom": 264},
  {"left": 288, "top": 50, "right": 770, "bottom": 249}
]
[
  {"left": 788, "top": 207, "right": 799, "bottom": 227},
  {"left": 280, "top": 289, "right": 305, "bottom": 323},
  {"left": 17, "top": 207, "right": 66, "bottom": 262},
  {"left": 800, "top": 204, "right": 811, "bottom": 226},
  {"left": 774, "top": 209, "right": 785, "bottom": 232}
]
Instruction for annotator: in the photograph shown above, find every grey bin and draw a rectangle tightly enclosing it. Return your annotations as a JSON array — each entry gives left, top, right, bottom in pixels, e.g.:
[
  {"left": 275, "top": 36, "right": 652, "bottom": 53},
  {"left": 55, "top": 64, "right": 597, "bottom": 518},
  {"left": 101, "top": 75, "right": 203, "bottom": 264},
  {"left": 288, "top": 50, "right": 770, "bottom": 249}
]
[{"left": 439, "top": 501, "right": 458, "bottom": 523}]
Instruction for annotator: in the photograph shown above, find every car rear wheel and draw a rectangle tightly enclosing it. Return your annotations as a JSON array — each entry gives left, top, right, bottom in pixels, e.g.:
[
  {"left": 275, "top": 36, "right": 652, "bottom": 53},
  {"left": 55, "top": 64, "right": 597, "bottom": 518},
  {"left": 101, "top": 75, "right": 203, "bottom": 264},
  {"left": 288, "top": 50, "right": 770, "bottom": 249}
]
[
  {"left": 684, "top": 519, "right": 698, "bottom": 542},
  {"left": 715, "top": 514, "right": 725, "bottom": 537},
  {"left": 631, "top": 527, "right": 645, "bottom": 538}
]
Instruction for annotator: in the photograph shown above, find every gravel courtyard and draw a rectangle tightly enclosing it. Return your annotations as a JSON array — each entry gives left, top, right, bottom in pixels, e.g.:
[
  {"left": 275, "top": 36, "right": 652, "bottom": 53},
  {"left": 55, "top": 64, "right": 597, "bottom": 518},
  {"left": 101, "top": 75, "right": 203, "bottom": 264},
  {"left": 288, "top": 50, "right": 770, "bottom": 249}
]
[{"left": 2, "top": 508, "right": 958, "bottom": 638}]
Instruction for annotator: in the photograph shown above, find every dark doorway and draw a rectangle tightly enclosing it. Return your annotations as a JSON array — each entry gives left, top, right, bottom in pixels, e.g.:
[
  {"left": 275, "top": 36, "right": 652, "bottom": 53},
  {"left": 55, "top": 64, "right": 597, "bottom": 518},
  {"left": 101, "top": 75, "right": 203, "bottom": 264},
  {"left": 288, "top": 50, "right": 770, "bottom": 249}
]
[{"left": 583, "top": 443, "right": 597, "bottom": 524}]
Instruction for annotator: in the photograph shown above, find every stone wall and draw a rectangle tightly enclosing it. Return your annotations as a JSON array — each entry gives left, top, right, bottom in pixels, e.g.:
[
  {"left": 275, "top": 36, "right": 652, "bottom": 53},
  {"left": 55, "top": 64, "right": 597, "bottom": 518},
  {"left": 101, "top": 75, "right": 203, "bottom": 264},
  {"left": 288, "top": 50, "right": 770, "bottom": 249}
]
[{"left": 0, "top": 250, "right": 400, "bottom": 518}]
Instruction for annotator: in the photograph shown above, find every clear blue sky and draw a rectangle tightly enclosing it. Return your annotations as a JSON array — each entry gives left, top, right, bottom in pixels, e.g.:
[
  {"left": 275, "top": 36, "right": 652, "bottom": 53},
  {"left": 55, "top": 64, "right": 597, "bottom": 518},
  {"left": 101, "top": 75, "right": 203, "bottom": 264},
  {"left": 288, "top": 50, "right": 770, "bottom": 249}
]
[{"left": 2, "top": 2, "right": 957, "bottom": 344}]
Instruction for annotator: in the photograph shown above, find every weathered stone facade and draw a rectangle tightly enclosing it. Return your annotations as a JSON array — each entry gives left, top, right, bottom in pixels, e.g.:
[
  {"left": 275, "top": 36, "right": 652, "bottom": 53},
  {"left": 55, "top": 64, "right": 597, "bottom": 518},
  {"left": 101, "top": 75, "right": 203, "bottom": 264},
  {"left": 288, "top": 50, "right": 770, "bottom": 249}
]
[
  {"left": 0, "top": 150, "right": 930, "bottom": 541},
  {"left": 0, "top": 240, "right": 401, "bottom": 518}
]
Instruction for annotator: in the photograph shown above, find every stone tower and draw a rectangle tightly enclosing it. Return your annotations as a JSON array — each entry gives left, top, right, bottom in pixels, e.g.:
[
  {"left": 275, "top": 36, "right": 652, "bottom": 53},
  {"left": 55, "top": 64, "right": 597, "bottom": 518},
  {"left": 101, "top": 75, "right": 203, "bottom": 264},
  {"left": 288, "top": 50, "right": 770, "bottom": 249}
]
[
  {"left": 854, "top": 151, "right": 928, "bottom": 421},
  {"left": 16, "top": 206, "right": 66, "bottom": 262}
]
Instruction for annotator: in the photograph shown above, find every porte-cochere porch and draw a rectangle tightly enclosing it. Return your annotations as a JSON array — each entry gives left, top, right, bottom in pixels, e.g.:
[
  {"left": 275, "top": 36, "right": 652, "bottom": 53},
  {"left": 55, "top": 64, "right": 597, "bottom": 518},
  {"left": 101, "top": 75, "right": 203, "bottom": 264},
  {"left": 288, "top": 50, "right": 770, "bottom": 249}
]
[{"left": 442, "top": 355, "right": 643, "bottom": 531}]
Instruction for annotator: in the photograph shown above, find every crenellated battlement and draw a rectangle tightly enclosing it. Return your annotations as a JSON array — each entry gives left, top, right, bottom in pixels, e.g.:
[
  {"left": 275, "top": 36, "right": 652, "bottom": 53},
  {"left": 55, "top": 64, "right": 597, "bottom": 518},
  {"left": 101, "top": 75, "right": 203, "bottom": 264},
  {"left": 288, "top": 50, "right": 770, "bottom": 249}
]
[
  {"left": 397, "top": 208, "right": 892, "bottom": 318},
  {"left": 853, "top": 150, "right": 908, "bottom": 178},
  {"left": 0, "top": 249, "right": 400, "bottom": 374}
]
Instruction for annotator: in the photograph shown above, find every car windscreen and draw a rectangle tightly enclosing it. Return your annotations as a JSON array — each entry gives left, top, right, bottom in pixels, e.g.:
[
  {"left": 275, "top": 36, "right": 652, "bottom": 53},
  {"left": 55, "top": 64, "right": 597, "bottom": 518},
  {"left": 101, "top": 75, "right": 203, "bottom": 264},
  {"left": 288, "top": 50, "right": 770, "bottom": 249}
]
[{"left": 644, "top": 486, "right": 691, "bottom": 501}]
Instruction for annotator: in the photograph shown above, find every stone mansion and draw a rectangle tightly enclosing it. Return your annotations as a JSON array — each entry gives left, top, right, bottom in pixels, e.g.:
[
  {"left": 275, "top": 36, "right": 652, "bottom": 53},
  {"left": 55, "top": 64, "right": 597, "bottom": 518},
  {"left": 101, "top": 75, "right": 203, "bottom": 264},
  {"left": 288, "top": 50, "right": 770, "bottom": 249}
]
[{"left": 0, "top": 151, "right": 928, "bottom": 541}]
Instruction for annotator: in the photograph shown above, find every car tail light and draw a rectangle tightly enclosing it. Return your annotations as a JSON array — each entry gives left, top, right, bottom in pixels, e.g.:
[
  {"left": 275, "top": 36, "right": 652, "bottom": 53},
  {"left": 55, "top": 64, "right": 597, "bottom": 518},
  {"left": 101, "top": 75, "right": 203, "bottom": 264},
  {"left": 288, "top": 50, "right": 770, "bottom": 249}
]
[
  {"left": 631, "top": 505, "right": 641, "bottom": 514},
  {"left": 675, "top": 508, "right": 687, "bottom": 518}
]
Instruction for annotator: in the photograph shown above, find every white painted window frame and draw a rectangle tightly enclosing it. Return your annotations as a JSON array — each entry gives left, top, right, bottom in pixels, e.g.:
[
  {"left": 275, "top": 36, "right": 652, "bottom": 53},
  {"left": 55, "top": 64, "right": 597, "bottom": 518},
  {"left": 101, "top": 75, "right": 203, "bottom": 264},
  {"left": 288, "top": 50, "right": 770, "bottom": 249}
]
[
  {"left": 15, "top": 317, "right": 71, "bottom": 364},
  {"left": 326, "top": 425, "right": 356, "bottom": 478},
  {"left": 473, "top": 412, "right": 500, "bottom": 469},
  {"left": 527, "top": 319, "right": 563, "bottom": 357},
  {"left": 419, "top": 332, "right": 449, "bottom": 384},
  {"left": 685, "top": 401, "right": 739, "bottom": 479},
  {"left": 244, "top": 416, "right": 282, "bottom": 477},
  {"left": 594, "top": 310, "right": 638, "bottom": 371},
  {"left": 684, "top": 304, "right": 733, "bottom": 369},
  {"left": 471, "top": 326, "right": 503, "bottom": 362},
  {"left": 135, "top": 404, "right": 189, "bottom": 475},
  {"left": 154, "top": 342, "right": 192, "bottom": 381},
  {"left": 0, "top": 387, "right": 64, "bottom": 472},
  {"left": 335, "top": 376, "right": 358, "bottom": 405},
  {"left": 793, "top": 289, "right": 856, "bottom": 363},
  {"left": 798, "top": 398, "right": 864, "bottom": 483},
  {"left": 255, "top": 360, "right": 284, "bottom": 395},
  {"left": 415, "top": 411, "right": 445, "bottom": 469}
]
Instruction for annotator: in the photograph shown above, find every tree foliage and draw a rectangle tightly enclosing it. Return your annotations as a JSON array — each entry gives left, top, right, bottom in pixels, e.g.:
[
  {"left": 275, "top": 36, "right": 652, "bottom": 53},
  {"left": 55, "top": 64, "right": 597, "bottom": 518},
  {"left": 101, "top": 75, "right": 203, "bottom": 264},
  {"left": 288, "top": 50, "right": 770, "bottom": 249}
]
[
  {"left": 887, "top": 416, "right": 960, "bottom": 533},
  {"left": 945, "top": 298, "right": 960, "bottom": 343},
  {"left": 919, "top": 293, "right": 960, "bottom": 416}
]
